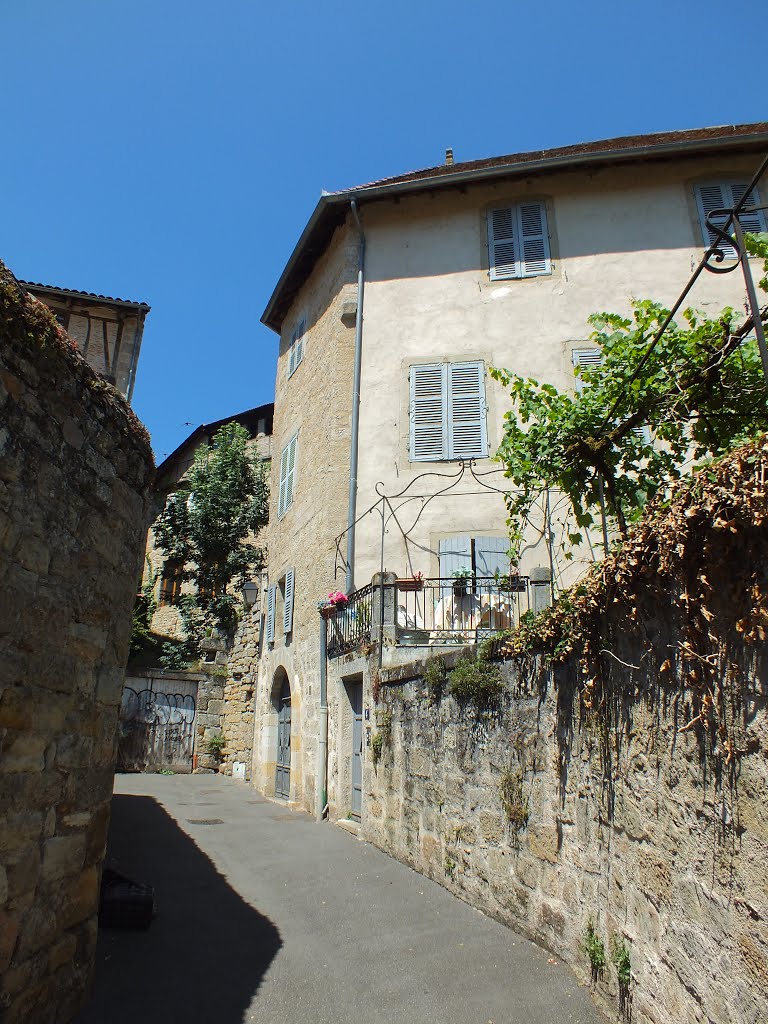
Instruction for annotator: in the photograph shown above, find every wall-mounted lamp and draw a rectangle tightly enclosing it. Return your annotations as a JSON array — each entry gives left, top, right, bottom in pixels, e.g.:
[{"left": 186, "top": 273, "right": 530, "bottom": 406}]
[{"left": 241, "top": 581, "right": 260, "bottom": 610}]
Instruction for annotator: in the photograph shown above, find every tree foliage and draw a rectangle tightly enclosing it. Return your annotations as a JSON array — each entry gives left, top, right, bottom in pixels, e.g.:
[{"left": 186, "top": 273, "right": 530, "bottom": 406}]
[
  {"left": 152, "top": 421, "right": 269, "bottom": 661},
  {"left": 491, "top": 233, "right": 768, "bottom": 560}
]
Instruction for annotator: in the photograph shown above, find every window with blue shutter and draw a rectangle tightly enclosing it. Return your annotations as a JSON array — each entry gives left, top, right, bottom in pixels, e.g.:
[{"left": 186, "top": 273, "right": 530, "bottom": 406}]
[
  {"left": 410, "top": 361, "right": 487, "bottom": 462},
  {"left": 572, "top": 349, "right": 651, "bottom": 443},
  {"left": 277, "top": 432, "right": 298, "bottom": 518},
  {"left": 488, "top": 201, "right": 551, "bottom": 280},
  {"left": 288, "top": 319, "right": 306, "bottom": 377},
  {"left": 438, "top": 535, "right": 511, "bottom": 596},
  {"left": 266, "top": 583, "right": 276, "bottom": 644},
  {"left": 695, "top": 181, "right": 767, "bottom": 260},
  {"left": 283, "top": 568, "right": 295, "bottom": 635}
]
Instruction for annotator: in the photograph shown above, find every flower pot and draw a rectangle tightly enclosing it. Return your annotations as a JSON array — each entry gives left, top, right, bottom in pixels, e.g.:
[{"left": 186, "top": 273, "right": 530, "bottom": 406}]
[{"left": 396, "top": 578, "right": 424, "bottom": 592}]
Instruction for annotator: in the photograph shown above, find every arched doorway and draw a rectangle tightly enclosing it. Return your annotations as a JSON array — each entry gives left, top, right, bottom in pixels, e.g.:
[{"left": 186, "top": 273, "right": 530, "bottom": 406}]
[{"left": 274, "top": 672, "right": 291, "bottom": 799}]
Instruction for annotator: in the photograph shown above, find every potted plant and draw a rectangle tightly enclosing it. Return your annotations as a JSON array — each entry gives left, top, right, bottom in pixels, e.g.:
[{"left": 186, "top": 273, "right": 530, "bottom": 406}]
[
  {"left": 318, "top": 590, "right": 349, "bottom": 618},
  {"left": 396, "top": 571, "right": 424, "bottom": 592},
  {"left": 452, "top": 567, "right": 473, "bottom": 597}
]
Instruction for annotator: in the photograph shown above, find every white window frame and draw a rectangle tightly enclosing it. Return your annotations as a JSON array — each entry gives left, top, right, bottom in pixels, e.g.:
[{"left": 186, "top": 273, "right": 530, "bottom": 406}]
[
  {"left": 694, "top": 180, "right": 767, "bottom": 260},
  {"left": 487, "top": 200, "right": 552, "bottom": 281},
  {"left": 277, "top": 432, "right": 298, "bottom": 518},
  {"left": 288, "top": 318, "right": 306, "bottom": 378},
  {"left": 409, "top": 360, "right": 488, "bottom": 463}
]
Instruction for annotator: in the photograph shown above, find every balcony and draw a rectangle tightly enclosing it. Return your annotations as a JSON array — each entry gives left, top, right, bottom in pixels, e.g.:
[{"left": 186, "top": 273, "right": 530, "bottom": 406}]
[{"left": 324, "top": 572, "right": 552, "bottom": 658}]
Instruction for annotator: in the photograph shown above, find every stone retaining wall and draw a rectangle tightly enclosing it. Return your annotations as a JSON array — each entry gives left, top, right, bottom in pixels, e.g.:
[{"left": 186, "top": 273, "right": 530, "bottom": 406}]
[
  {"left": 0, "top": 265, "right": 154, "bottom": 1023},
  {"left": 364, "top": 648, "right": 767, "bottom": 1024}
]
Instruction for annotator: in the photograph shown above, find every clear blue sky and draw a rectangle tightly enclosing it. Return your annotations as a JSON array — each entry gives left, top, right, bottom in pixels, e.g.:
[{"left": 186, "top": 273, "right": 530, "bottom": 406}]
[{"left": 3, "top": 0, "right": 765, "bottom": 461}]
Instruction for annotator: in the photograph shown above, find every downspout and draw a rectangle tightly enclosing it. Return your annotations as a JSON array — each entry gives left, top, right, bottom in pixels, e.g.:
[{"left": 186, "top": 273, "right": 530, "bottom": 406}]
[
  {"left": 315, "top": 614, "right": 329, "bottom": 821},
  {"left": 345, "top": 200, "right": 365, "bottom": 595}
]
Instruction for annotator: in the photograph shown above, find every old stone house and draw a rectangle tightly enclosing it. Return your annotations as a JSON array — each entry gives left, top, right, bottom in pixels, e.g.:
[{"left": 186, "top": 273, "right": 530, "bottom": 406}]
[
  {"left": 122, "top": 403, "right": 273, "bottom": 774},
  {"left": 243, "top": 122, "right": 768, "bottom": 828},
  {"left": 22, "top": 281, "right": 150, "bottom": 402}
]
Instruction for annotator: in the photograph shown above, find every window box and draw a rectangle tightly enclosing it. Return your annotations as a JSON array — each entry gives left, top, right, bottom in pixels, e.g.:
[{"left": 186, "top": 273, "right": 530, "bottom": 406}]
[{"left": 396, "top": 575, "right": 424, "bottom": 592}]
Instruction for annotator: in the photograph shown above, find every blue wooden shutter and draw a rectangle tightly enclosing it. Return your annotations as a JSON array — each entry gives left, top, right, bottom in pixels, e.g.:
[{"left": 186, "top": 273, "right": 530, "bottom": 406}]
[
  {"left": 474, "top": 537, "right": 510, "bottom": 578},
  {"left": 518, "top": 201, "right": 551, "bottom": 278},
  {"left": 571, "top": 348, "right": 603, "bottom": 394},
  {"left": 277, "top": 443, "right": 289, "bottom": 517},
  {"left": 488, "top": 206, "right": 518, "bottom": 280},
  {"left": 278, "top": 433, "right": 298, "bottom": 517},
  {"left": 285, "top": 434, "right": 297, "bottom": 509},
  {"left": 438, "top": 536, "right": 472, "bottom": 598},
  {"left": 283, "top": 568, "right": 294, "bottom": 635},
  {"left": 266, "top": 584, "right": 276, "bottom": 643},
  {"left": 288, "top": 319, "right": 306, "bottom": 377},
  {"left": 447, "top": 361, "right": 487, "bottom": 459},
  {"left": 695, "top": 181, "right": 765, "bottom": 260},
  {"left": 572, "top": 349, "right": 650, "bottom": 442},
  {"left": 410, "top": 363, "right": 447, "bottom": 461}
]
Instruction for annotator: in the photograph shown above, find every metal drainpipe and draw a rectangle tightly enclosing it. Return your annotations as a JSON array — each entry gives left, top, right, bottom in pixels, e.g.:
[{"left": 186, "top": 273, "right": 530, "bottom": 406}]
[
  {"left": 345, "top": 200, "right": 365, "bottom": 595},
  {"left": 316, "top": 615, "right": 329, "bottom": 822}
]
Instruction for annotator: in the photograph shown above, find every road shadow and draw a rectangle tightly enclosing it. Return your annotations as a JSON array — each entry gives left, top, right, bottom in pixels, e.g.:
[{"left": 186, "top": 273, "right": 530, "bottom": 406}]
[{"left": 74, "top": 794, "right": 282, "bottom": 1024}]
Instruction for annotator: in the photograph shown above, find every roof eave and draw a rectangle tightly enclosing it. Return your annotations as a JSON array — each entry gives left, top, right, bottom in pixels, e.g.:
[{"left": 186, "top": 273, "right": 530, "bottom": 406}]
[
  {"left": 260, "top": 128, "right": 768, "bottom": 333},
  {"left": 21, "top": 281, "right": 151, "bottom": 312}
]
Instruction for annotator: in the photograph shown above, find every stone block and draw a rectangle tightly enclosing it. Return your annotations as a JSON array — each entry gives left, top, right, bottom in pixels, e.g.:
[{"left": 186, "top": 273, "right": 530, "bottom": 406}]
[
  {"left": 16, "top": 906, "right": 57, "bottom": 959},
  {"left": 527, "top": 825, "right": 560, "bottom": 865},
  {"left": 0, "top": 910, "right": 18, "bottom": 971},
  {"left": 5, "top": 846, "right": 41, "bottom": 900},
  {"left": 58, "top": 867, "right": 98, "bottom": 930},
  {"left": 48, "top": 932, "right": 77, "bottom": 972},
  {"left": 478, "top": 811, "right": 505, "bottom": 845},
  {"left": 0, "top": 732, "right": 46, "bottom": 773},
  {"left": 42, "top": 836, "right": 86, "bottom": 882}
]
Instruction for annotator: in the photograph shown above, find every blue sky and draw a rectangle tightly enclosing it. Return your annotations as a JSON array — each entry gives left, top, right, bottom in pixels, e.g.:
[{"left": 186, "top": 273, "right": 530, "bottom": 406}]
[{"left": 2, "top": 0, "right": 765, "bottom": 461}]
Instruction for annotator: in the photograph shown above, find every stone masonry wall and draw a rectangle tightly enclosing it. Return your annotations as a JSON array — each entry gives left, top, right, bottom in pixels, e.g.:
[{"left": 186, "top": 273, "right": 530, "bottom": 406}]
[
  {"left": 364, "top": 641, "right": 767, "bottom": 1024},
  {"left": 0, "top": 265, "right": 154, "bottom": 1024}
]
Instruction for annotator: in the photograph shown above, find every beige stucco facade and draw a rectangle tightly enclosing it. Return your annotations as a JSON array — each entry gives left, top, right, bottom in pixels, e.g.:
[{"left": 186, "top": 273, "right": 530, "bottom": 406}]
[{"left": 251, "top": 139, "right": 768, "bottom": 816}]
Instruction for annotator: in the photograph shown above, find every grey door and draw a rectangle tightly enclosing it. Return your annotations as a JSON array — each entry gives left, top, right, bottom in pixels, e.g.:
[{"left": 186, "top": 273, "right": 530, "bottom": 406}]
[
  {"left": 350, "top": 683, "right": 363, "bottom": 821},
  {"left": 275, "top": 678, "right": 291, "bottom": 799}
]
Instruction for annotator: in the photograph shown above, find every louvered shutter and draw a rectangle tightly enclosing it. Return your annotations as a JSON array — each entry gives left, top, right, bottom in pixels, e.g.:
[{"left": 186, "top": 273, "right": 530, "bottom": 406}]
[
  {"left": 727, "top": 182, "right": 766, "bottom": 235},
  {"left": 278, "top": 433, "right": 298, "bottom": 517},
  {"left": 410, "top": 363, "right": 447, "bottom": 461},
  {"left": 288, "top": 319, "right": 306, "bottom": 376},
  {"left": 572, "top": 349, "right": 651, "bottom": 441},
  {"left": 285, "top": 434, "right": 297, "bottom": 509},
  {"left": 474, "top": 537, "right": 510, "bottom": 578},
  {"left": 438, "top": 536, "right": 472, "bottom": 598},
  {"left": 266, "top": 584, "right": 276, "bottom": 643},
  {"left": 448, "top": 362, "right": 487, "bottom": 459},
  {"left": 572, "top": 348, "right": 603, "bottom": 394},
  {"left": 283, "top": 568, "right": 294, "bottom": 635},
  {"left": 488, "top": 206, "right": 518, "bottom": 280},
  {"left": 695, "top": 181, "right": 765, "bottom": 260},
  {"left": 518, "top": 202, "right": 551, "bottom": 278},
  {"left": 277, "top": 443, "right": 289, "bottom": 517}
]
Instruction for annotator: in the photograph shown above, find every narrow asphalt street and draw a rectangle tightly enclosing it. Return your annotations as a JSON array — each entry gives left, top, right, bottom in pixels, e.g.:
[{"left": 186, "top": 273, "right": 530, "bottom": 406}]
[{"left": 74, "top": 774, "right": 602, "bottom": 1024}]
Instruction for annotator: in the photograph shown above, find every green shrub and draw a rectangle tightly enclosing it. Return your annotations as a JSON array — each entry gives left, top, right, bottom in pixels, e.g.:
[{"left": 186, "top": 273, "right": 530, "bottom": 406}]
[
  {"left": 424, "top": 657, "right": 447, "bottom": 703},
  {"left": 447, "top": 650, "right": 505, "bottom": 710},
  {"left": 499, "top": 767, "right": 529, "bottom": 834},
  {"left": 582, "top": 919, "right": 606, "bottom": 981}
]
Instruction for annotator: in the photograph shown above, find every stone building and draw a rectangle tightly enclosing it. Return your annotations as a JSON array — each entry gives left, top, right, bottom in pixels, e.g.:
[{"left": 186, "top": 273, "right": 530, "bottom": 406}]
[
  {"left": 0, "top": 262, "right": 154, "bottom": 1022},
  {"left": 21, "top": 281, "right": 150, "bottom": 403},
  {"left": 122, "top": 404, "right": 273, "bottom": 776},
  {"left": 247, "top": 121, "right": 768, "bottom": 829}
]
